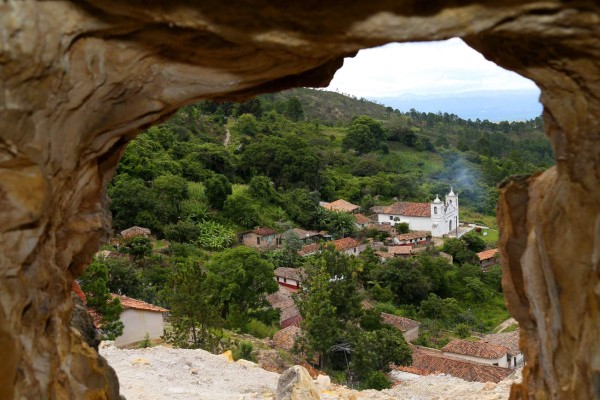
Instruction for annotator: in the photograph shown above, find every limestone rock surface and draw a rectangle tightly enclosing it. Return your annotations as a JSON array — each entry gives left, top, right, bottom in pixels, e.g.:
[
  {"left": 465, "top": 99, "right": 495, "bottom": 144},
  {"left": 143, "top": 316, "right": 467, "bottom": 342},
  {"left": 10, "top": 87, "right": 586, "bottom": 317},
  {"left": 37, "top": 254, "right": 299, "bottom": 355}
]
[
  {"left": 2, "top": 1, "right": 600, "bottom": 399},
  {"left": 276, "top": 366, "right": 320, "bottom": 400}
]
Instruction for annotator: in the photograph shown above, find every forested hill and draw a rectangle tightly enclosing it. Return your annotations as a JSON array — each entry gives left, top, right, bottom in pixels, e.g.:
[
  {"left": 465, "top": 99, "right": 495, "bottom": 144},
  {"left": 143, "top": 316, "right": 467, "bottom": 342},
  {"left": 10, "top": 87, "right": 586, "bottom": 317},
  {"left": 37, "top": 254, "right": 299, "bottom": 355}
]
[{"left": 109, "top": 87, "right": 553, "bottom": 238}]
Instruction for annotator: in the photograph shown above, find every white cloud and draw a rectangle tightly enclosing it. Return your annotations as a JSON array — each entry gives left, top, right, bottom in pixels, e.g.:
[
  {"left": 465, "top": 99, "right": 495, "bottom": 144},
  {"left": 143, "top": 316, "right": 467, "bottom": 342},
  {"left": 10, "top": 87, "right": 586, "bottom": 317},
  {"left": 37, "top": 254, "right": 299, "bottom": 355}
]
[{"left": 327, "top": 38, "right": 538, "bottom": 98}]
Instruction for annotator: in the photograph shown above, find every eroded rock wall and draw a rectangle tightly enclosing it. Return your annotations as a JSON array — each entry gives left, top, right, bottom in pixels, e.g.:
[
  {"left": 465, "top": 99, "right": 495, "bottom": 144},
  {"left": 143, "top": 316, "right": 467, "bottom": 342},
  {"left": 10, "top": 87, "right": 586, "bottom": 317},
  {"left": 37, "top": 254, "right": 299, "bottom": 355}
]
[{"left": 2, "top": 1, "right": 600, "bottom": 398}]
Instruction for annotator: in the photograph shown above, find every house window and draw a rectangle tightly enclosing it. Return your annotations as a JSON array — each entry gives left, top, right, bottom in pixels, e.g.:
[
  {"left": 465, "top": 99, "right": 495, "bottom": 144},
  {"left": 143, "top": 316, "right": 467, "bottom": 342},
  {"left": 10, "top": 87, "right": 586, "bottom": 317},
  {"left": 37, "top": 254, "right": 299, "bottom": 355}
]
[
  {"left": 283, "top": 278, "right": 287, "bottom": 283},
  {"left": 353, "top": 248, "right": 356, "bottom": 253},
  {"left": 257, "top": 237, "right": 261, "bottom": 245},
  {"left": 389, "top": 216, "right": 393, "bottom": 220},
  {"left": 493, "top": 363, "right": 498, "bottom": 366},
  {"left": 434, "top": 206, "right": 438, "bottom": 214}
]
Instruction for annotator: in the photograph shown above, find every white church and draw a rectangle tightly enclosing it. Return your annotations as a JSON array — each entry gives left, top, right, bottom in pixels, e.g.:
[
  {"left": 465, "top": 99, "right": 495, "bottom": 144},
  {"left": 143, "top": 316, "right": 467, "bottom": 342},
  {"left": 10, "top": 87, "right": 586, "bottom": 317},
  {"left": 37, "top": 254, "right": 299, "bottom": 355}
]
[{"left": 374, "top": 188, "right": 459, "bottom": 237}]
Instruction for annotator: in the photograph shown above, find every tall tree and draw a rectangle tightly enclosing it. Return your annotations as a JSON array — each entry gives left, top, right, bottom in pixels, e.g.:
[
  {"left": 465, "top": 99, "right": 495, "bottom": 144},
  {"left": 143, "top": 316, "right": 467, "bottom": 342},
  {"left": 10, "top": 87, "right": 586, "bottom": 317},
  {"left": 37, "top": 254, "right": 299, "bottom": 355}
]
[
  {"left": 204, "top": 174, "right": 232, "bottom": 209},
  {"left": 79, "top": 259, "right": 124, "bottom": 340}
]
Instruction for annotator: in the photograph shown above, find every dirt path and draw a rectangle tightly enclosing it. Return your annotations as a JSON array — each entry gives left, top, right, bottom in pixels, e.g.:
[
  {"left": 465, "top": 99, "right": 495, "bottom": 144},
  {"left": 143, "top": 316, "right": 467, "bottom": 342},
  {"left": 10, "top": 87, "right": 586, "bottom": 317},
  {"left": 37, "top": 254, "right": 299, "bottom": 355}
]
[
  {"left": 495, "top": 317, "right": 517, "bottom": 333},
  {"left": 223, "top": 127, "right": 231, "bottom": 146}
]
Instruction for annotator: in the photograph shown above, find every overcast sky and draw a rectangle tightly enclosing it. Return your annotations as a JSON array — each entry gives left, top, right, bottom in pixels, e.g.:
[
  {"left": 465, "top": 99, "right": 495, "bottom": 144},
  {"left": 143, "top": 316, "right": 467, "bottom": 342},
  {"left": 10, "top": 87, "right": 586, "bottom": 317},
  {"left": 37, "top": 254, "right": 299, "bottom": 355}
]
[{"left": 327, "top": 38, "right": 539, "bottom": 98}]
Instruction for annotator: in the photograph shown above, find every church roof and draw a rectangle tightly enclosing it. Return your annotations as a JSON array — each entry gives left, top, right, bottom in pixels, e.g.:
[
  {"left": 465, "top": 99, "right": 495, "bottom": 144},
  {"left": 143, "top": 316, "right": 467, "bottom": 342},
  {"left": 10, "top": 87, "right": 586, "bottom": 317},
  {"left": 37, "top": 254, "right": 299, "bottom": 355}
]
[{"left": 382, "top": 202, "right": 431, "bottom": 217}]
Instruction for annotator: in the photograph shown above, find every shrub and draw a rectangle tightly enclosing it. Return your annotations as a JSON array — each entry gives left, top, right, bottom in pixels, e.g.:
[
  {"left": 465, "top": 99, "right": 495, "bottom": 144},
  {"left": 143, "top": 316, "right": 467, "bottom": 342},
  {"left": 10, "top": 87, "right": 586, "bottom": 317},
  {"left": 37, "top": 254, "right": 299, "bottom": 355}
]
[
  {"left": 455, "top": 323, "right": 471, "bottom": 339},
  {"left": 362, "top": 371, "right": 392, "bottom": 390},
  {"left": 246, "top": 319, "right": 278, "bottom": 339},
  {"left": 138, "top": 332, "right": 153, "bottom": 348},
  {"left": 232, "top": 341, "right": 254, "bottom": 362},
  {"left": 196, "top": 220, "right": 235, "bottom": 250}
]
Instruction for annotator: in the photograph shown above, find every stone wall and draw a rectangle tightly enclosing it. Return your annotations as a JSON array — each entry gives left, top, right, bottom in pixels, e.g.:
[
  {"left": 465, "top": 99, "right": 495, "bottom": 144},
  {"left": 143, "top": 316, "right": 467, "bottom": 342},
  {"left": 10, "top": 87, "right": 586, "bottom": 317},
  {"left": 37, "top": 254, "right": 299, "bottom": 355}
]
[{"left": 2, "top": 1, "right": 600, "bottom": 398}]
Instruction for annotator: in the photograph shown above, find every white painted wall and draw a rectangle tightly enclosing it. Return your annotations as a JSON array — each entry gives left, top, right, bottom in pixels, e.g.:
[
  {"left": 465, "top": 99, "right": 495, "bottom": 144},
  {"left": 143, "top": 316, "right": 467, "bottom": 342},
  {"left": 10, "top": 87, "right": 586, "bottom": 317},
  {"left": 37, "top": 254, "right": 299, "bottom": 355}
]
[
  {"left": 115, "top": 309, "right": 165, "bottom": 347},
  {"left": 377, "top": 214, "right": 432, "bottom": 231}
]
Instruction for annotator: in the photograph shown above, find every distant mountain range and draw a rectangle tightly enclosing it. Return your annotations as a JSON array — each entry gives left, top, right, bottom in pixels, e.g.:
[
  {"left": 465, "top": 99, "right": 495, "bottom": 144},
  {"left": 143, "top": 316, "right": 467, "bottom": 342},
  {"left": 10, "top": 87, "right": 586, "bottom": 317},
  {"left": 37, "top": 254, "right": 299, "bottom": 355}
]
[{"left": 372, "top": 89, "right": 542, "bottom": 122}]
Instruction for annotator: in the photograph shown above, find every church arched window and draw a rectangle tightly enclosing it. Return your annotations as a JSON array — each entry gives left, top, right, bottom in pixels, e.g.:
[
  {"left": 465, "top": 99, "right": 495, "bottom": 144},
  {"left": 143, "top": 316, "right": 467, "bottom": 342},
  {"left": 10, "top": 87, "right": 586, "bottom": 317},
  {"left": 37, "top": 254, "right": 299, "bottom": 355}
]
[{"left": 434, "top": 206, "right": 438, "bottom": 215}]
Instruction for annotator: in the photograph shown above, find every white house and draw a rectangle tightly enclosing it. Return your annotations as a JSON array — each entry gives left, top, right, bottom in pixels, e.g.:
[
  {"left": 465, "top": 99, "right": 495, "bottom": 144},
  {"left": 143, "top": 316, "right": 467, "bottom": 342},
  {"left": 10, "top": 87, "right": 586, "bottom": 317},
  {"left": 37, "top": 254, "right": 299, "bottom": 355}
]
[
  {"left": 274, "top": 267, "right": 307, "bottom": 290},
  {"left": 374, "top": 188, "right": 459, "bottom": 237},
  {"left": 442, "top": 339, "right": 510, "bottom": 368},
  {"left": 482, "top": 329, "right": 524, "bottom": 368},
  {"left": 113, "top": 295, "right": 168, "bottom": 347}
]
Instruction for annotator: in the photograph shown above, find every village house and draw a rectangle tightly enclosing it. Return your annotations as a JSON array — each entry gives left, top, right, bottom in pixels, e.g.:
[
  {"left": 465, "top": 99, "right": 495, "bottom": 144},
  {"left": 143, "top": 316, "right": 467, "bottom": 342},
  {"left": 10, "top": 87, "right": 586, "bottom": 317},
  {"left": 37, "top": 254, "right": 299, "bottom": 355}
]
[
  {"left": 394, "top": 346, "right": 514, "bottom": 383},
  {"left": 372, "top": 223, "right": 397, "bottom": 237},
  {"left": 373, "top": 188, "right": 459, "bottom": 237},
  {"left": 298, "top": 237, "right": 365, "bottom": 257},
  {"left": 381, "top": 312, "right": 421, "bottom": 342},
  {"left": 238, "top": 227, "right": 280, "bottom": 250},
  {"left": 441, "top": 339, "right": 511, "bottom": 368},
  {"left": 353, "top": 213, "right": 373, "bottom": 229},
  {"left": 477, "top": 248, "right": 499, "bottom": 269},
  {"left": 120, "top": 226, "right": 151, "bottom": 240},
  {"left": 113, "top": 295, "right": 169, "bottom": 348},
  {"left": 322, "top": 199, "right": 360, "bottom": 213},
  {"left": 385, "top": 245, "right": 413, "bottom": 259},
  {"left": 482, "top": 329, "right": 523, "bottom": 368},
  {"left": 280, "top": 228, "right": 328, "bottom": 244},
  {"left": 393, "top": 231, "right": 431, "bottom": 246},
  {"left": 267, "top": 286, "right": 302, "bottom": 329},
  {"left": 274, "top": 267, "right": 306, "bottom": 290}
]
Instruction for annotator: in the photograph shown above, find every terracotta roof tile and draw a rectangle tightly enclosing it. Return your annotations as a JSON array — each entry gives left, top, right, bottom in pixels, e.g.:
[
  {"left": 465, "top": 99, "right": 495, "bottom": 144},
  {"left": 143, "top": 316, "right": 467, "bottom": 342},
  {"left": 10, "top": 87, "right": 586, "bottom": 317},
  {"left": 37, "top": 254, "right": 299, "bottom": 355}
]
[
  {"left": 442, "top": 339, "right": 509, "bottom": 359},
  {"left": 274, "top": 267, "right": 307, "bottom": 282},
  {"left": 272, "top": 326, "right": 302, "bottom": 351},
  {"left": 112, "top": 294, "right": 168, "bottom": 313},
  {"left": 323, "top": 199, "right": 359, "bottom": 213},
  {"left": 381, "top": 202, "right": 431, "bottom": 218},
  {"left": 395, "top": 231, "right": 431, "bottom": 241},
  {"left": 267, "top": 286, "right": 300, "bottom": 323},
  {"left": 387, "top": 246, "right": 412, "bottom": 256},
  {"left": 120, "top": 226, "right": 151, "bottom": 239},
  {"left": 251, "top": 227, "right": 278, "bottom": 236},
  {"left": 298, "top": 243, "right": 320, "bottom": 256},
  {"left": 333, "top": 237, "right": 361, "bottom": 251},
  {"left": 381, "top": 312, "right": 420, "bottom": 332},
  {"left": 374, "top": 224, "right": 396, "bottom": 233},
  {"left": 477, "top": 248, "right": 499, "bottom": 261},
  {"left": 403, "top": 347, "right": 514, "bottom": 383},
  {"left": 354, "top": 214, "right": 372, "bottom": 225},
  {"left": 375, "top": 251, "right": 394, "bottom": 259},
  {"left": 287, "top": 228, "right": 321, "bottom": 239},
  {"left": 481, "top": 330, "right": 521, "bottom": 355}
]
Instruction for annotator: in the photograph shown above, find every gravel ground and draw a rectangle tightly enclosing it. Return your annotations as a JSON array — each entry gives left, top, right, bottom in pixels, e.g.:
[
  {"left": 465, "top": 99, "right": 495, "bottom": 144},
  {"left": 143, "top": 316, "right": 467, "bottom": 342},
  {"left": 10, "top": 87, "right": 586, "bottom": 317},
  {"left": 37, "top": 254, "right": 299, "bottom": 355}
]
[{"left": 101, "top": 342, "right": 519, "bottom": 400}]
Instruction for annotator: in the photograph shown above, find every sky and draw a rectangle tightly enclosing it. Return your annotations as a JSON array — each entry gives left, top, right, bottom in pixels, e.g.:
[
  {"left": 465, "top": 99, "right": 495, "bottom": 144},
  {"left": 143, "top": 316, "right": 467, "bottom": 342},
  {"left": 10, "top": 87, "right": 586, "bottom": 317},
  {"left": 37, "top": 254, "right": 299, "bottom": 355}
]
[{"left": 326, "top": 38, "right": 539, "bottom": 99}]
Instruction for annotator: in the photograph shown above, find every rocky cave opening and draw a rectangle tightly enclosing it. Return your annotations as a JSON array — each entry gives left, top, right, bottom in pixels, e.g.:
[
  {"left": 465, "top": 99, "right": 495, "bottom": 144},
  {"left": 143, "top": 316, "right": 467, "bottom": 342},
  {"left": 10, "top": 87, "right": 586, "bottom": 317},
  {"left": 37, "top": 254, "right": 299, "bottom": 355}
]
[{"left": 2, "top": 2, "right": 600, "bottom": 399}]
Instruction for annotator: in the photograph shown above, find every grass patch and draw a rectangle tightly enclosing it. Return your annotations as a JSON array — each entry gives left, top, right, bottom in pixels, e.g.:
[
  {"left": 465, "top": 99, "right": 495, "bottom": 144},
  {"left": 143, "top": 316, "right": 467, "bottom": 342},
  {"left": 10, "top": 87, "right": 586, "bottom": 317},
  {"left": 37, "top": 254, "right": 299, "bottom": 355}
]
[
  {"left": 502, "top": 323, "right": 519, "bottom": 333},
  {"left": 481, "top": 229, "right": 499, "bottom": 244}
]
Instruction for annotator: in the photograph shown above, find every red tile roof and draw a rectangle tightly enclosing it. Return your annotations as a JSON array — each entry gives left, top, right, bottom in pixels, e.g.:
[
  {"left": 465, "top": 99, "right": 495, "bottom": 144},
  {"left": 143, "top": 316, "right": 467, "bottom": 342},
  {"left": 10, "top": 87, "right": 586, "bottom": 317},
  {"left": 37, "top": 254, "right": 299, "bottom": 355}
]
[
  {"left": 481, "top": 330, "right": 521, "bottom": 355},
  {"left": 477, "top": 248, "right": 499, "bottom": 261},
  {"left": 381, "top": 312, "right": 420, "bottom": 332},
  {"left": 374, "top": 224, "right": 396, "bottom": 234},
  {"left": 442, "top": 339, "right": 509, "bottom": 359},
  {"left": 381, "top": 202, "right": 431, "bottom": 218},
  {"left": 267, "top": 286, "right": 300, "bottom": 324},
  {"left": 375, "top": 251, "right": 394, "bottom": 259},
  {"left": 272, "top": 326, "right": 302, "bottom": 351},
  {"left": 323, "top": 199, "right": 359, "bottom": 213},
  {"left": 112, "top": 294, "right": 168, "bottom": 313},
  {"left": 387, "top": 246, "right": 412, "bottom": 256},
  {"left": 354, "top": 213, "right": 372, "bottom": 225},
  {"left": 298, "top": 243, "right": 320, "bottom": 256},
  {"left": 333, "top": 237, "right": 361, "bottom": 251},
  {"left": 251, "top": 227, "right": 278, "bottom": 236},
  {"left": 401, "top": 347, "right": 514, "bottom": 383},
  {"left": 287, "top": 228, "right": 321, "bottom": 239},
  {"left": 395, "top": 231, "right": 431, "bottom": 241},
  {"left": 274, "top": 267, "right": 307, "bottom": 282},
  {"left": 120, "top": 226, "right": 151, "bottom": 239}
]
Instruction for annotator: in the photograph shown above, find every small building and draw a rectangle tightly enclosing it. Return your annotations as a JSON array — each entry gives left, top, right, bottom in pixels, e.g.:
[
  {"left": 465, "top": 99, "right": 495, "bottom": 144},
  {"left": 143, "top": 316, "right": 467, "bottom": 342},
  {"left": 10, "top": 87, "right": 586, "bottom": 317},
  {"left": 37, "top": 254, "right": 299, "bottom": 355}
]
[
  {"left": 113, "top": 295, "right": 168, "bottom": 347},
  {"left": 373, "top": 189, "right": 459, "bottom": 237},
  {"left": 381, "top": 312, "right": 421, "bottom": 342},
  {"left": 238, "top": 227, "right": 280, "bottom": 250},
  {"left": 393, "top": 231, "right": 431, "bottom": 246},
  {"left": 274, "top": 267, "right": 306, "bottom": 290},
  {"left": 120, "top": 226, "right": 151, "bottom": 240},
  {"left": 354, "top": 213, "right": 373, "bottom": 229},
  {"left": 387, "top": 245, "right": 413, "bottom": 259},
  {"left": 298, "top": 237, "right": 365, "bottom": 257},
  {"left": 281, "top": 228, "right": 324, "bottom": 244},
  {"left": 322, "top": 199, "right": 360, "bottom": 213},
  {"left": 267, "top": 286, "right": 302, "bottom": 328},
  {"left": 397, "top": 346, "right": 514, "bottom": 383},
  {"left": 442, "top": 339, "right": 510, "bottom": 368},
  {"left": 372, "top": 223, "right": 397, "bottom": 237},
  {"left": 477, "top": 248, "right": 499, "bottom": 269},
  {"left": 482, "top": 329, "right": 523, "bottom": 368}
]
